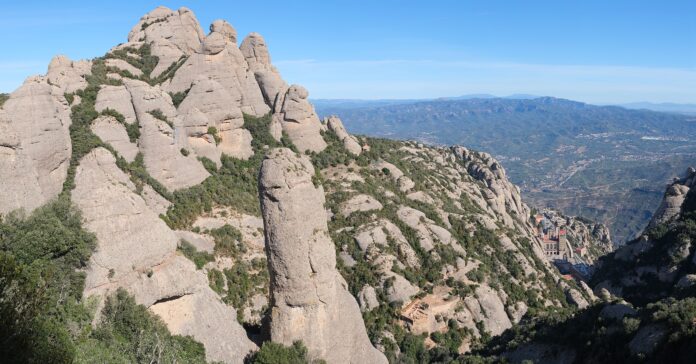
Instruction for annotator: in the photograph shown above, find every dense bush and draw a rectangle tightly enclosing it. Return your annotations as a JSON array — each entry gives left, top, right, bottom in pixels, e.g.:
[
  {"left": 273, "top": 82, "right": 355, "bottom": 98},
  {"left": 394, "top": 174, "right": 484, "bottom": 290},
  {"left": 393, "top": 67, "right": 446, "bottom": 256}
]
[
  {"left": 246, "top": 341, "right": 322, "bottom": 364},
  {"left": 77, "top": 289, "right": 207, "bottom": 363},
  {"left": 169, "top": 88, "right": 190, "bottom": 108},
  {"left": 177, "top": 240, "right": 214, "bottom": 269},
  {"left": 0, "top": 93, "right": 9, "bottom": 108},
  {"left": 164, "top": 113, "right": 297, "bottom": 229},
  {"left": 0, "top": 197, "right": 211, "bottom": 363}
]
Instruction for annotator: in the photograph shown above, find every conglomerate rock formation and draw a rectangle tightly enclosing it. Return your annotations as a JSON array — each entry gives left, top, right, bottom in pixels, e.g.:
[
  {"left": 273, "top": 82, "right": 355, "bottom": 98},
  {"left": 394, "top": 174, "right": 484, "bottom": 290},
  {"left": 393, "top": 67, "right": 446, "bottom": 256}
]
[
  {"left": 259, "top": 148, "right": 387, "bottom": 363},
  {"left": 0, "top": 5, "right": 615, "bottom": 363}
]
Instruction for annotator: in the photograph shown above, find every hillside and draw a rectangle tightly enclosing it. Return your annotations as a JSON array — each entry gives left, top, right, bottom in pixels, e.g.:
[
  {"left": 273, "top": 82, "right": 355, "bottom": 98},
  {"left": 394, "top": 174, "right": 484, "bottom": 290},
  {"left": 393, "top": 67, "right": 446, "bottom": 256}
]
[
  {"left": 315, "top": 97, "right": 696, "bottom": 244},
  {"left": 0, "top": 6, "right": 616, "bottom": 364},
  {"left": 468, "top": 167, "right": 696, "bottom": 363}
]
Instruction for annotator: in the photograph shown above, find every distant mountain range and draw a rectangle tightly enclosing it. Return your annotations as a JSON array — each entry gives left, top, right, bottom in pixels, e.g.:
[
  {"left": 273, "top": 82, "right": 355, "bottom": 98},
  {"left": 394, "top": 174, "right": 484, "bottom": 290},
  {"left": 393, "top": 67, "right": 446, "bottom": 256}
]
[
  {"left": 313, "top": 96, "right": 696, "bottom": 116},
  {"left": 315, "top": 96, "right": 696, "bottom": 243},
  {"left": 311, "top": 94, "right": 540, "bottom": 110},
  {"left": 618, "top": 101, "right": 696, "bottom": 115}
]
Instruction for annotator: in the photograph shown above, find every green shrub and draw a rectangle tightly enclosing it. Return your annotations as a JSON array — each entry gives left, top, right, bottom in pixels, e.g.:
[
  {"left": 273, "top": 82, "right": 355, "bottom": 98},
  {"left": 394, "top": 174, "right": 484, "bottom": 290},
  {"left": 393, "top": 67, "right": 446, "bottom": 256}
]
[
  {"left": 208, "top": 126, "right": 221, "bottom": 145},
  {"left": 177, "top": 240, "right": 214, "bottom": 269},
  {"left": 0, "top": 197, "right": 95, "bottom": 362},
  {"left": 164, "top": 113, "right": 283, "bottom": 229},
  {"left": 169, "top": 88, "right": 190, "bottom": 108},
  {"left": 80, "top": 289, "right": 207, "bottom": 363},
  {"left": 246, "top": 341, "right": 320, "bottom": 364},
  {"left": 208, "top": 269, "right": 226, "bottom": 294},
  {"left": 210, "top": 224, "right": 245, "bottom": 257}
]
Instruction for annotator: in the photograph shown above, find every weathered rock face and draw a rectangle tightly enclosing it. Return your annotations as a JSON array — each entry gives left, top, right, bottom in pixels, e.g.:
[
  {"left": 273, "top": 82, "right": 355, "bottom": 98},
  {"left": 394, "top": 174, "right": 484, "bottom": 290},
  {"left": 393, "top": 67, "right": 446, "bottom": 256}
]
[
  {"left": 648, "top": 168, "right": 695, "bottom": 228},
  {"left": 95, "top": 85, "right": 138, "bottom": 124},
  {"left": 90, "top": 116, "right": 138, "bottom": 162},
  {"left": 46, "top": 55, "right": 90, "bottom": 93},
  {"left": 176, "top": 77, "right": 253, "bottom": 160},
  {"left": 125, "top": 79, "right": 210, "bottom": 190},
  {"left": 325, "top": 116, "right": 362, "bottom": 155},
  {"left": 128, "top": 6, "right": 205, "bottom": 55},
  {"left": 259, "top": 148, "right": 386, "bottom": 364},
  {"left": 73, "top": 148, "right": 256, "bottom": 363},
  {"left": 274, "top": 85, "right": 327, "bottom": 152},
  {"left": 240, "top": 33, "right": 287, "bottom": 109},
  {"left": 0, "top": 76, "right": 71, "bottom": 214},
  {"left": 592, "top": 167, "right": 696, "bottom": 302}
]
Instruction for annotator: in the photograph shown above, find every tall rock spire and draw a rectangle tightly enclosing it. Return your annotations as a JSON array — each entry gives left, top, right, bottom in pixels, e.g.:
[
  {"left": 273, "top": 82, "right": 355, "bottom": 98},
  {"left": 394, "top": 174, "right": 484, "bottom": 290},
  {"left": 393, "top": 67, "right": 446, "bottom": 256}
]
[{"left": 258, "top": 148, "right": 387, "bottom": 364}]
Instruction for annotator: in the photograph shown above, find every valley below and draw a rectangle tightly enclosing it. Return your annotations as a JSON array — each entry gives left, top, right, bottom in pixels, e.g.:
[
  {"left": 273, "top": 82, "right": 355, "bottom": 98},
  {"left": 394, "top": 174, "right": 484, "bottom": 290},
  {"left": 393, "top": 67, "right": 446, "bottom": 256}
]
[{"left": 316, "top": 97, "right": 696, "bottom": 244}]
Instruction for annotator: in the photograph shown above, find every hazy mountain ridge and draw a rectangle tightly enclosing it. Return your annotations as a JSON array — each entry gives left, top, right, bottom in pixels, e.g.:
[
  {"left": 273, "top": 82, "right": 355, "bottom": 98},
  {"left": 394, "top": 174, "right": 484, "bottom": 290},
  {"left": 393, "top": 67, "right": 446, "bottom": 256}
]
[{"left": 316, "top": 97, "right": 696, "bottom": 244}]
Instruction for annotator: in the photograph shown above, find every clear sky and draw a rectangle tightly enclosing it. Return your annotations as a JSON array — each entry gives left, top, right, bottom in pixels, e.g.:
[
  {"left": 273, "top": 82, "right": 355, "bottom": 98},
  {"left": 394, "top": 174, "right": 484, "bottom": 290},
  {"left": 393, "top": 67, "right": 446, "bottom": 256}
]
[{"left": 1, "top": 0, "right": 694, "bottom": 104}]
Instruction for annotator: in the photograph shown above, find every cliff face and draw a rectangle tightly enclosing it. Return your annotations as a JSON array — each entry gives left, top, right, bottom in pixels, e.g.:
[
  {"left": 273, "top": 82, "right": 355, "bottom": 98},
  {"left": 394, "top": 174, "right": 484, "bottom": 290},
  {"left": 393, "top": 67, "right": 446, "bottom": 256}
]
[
  {"left": 259, "top": 148, "right": 386, "bottom": 363},
  {"left": 471, "top": 168, "right": 696, "bottom": 363},
  {"left": 0, "top": 6, "right": 612, "bottom": 363},
  {"left": 591, "top": 167, "right": 696, "bottom": 304}
]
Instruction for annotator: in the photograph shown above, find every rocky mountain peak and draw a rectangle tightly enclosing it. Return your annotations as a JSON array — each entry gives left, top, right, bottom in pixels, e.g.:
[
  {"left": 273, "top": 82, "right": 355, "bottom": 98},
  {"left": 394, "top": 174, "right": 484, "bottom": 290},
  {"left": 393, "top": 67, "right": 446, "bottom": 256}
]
[
  {"left": 0, "top": 5, "right": 620, "bottom": 364},
  {"left": 128, "top": 6, "right": 205, "bottom": 54}
]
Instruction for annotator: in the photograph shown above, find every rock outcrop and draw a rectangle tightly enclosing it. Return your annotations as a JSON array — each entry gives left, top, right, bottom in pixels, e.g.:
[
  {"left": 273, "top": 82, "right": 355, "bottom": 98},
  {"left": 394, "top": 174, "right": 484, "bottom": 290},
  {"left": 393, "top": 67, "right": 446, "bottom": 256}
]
[
  {"left": 124, "top": 79, "right": 210, "bottom": 190},
  {"left": 240, "top": 33, "right": 287, "bottom": 109},
  {"left": 325, "top": 116, "right": 362, "bottom": 155},
  {"left": 73, "top": 148, "right": 255, "bottom": 363},
  {"left": 273, "top": 85, "right": 327, "bottom": 152},
  {"left": 592, "top": 167, "right": 696, "bottom": 303},
  {"left": 259, "top": 148, "right": 386, "bottom": 364},
  {"left": 648, "top": 167, "right": 695, "bottom": 228},
  {"left": 0, "top": 76, "right": 71, "bottom": 214},
  {"left": 46, "top": 55, "right": 90, "bottom": 93}
]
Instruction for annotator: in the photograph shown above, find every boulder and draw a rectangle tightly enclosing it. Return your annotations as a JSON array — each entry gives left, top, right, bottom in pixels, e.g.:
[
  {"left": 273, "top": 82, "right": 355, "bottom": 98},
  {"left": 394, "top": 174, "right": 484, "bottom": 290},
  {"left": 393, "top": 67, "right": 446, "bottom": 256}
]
[
  {"left": 164, "top": 38, "right": 269, "bottom": 117},
  {"left": 599, "top": 303, "right": 637, "bottom": 320},
  {"left": 397, "top": 205, "right": 454, "bottom": 251},
  {"left": 125, "top": 79, "right": 209, "bottom": 190},
  {"left": 202, "top": 31, "right": 227, "bottom": 55},
  {"left": 274, "top": 85, "right": 326, "bottom": 152},
  {"left": 354, "top": 219, "right": 420, "bottom": 268},
  {"left": 565, "top": 288, "right": 589, "bottom": 309},
  {"left": 472, "top": 285, "right": 513, "bottom": 336},
  {"left": 358, "top": 285, "right": 380, "bottom": 312},
  {"left": 128, "top": 6, "right": 205, "bottom": 55},
  {"left": 628, "top": 324, "right": 666, "bottom": 357},
  {"left": 210, "top": 20, "right": 237, "bottom": 44},
  {"left": 259, "top": 148, "right": 386, "bottom": 364},
  {"left": 340, "top": 194, "right": 383, "bottom": 216},
  {"left": 325, "top": 116, "right": 362, "bottom": 155}
]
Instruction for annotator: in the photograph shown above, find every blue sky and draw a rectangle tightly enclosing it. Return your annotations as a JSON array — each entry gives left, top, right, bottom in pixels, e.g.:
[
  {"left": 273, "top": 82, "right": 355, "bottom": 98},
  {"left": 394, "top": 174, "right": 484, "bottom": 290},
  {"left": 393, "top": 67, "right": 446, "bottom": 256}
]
[{"left": 1, "top": 0, "right": 694, "bottom": 103}]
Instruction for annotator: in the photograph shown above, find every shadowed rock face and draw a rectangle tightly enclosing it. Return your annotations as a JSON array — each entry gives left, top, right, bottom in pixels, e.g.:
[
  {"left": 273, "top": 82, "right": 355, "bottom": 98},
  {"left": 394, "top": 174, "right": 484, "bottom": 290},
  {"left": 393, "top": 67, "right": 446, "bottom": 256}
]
[{"left": 259, "top": 148, "right": 387, "bottom": 364}]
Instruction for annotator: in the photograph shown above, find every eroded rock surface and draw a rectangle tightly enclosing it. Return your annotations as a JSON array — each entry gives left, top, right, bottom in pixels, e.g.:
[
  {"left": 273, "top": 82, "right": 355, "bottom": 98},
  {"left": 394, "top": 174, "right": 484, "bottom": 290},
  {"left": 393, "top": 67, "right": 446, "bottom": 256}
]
[
  {"left": 73, "top": 148, "right": 255, "bottom": 363},
  {"left": 0, "top": 77, "right": 71, "bottom": 214},
  {"left": 259, "top": 148, "right": 386, "bottom": 364}
]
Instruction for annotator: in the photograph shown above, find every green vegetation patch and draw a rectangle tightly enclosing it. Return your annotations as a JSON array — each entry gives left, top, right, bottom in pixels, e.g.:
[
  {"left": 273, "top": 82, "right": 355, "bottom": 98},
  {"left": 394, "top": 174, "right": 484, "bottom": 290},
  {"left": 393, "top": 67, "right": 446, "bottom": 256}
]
[
  {"left": 177, "top": 239, "right": 214, "bottom": 269},
  {"left": 0, "top": 93, "right": 10, "bottom": 108},
  {"left": 247, "top": 340, "right": 324, "bottom": 364},
  {"left": 164, "top": 113, "right": 296, "bottom": 229}
]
